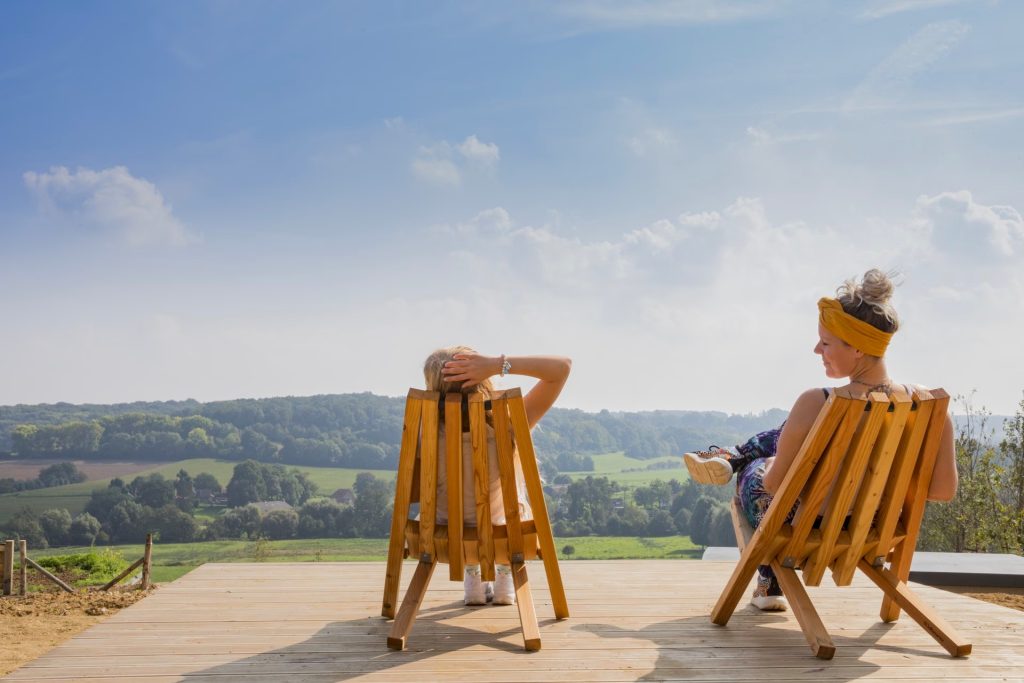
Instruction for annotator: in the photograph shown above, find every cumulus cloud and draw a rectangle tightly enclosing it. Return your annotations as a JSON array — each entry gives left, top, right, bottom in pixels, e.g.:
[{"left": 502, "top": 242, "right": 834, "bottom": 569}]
[
  {"left": 845, "top": 20, "right": 970, "bottom": 111},
  {"left": 915, "top": 190, "right": 1024, "bottom": 258},
  {"left": 411, "top": 134, "right": 500, "bottom": 186},
  {"left": 23, "top": 165, "right": 196, "bottom": 246},
  {"left": 412, "top": 147, "right": 462, "bottom": 187},
  {"left": 457, "top": 135, "right": 500, "bottom": 166}
]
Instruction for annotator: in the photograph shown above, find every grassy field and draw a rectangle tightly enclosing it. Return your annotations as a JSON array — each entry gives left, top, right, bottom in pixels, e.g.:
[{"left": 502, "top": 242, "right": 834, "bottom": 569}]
[
  {"left": 29, "top": 535, "right": 703, "bottom": 584},
  {"left": 0, "top": 459, "right": 396, "bottom": 523},
  {"left": 564, "top": 452, "right": 688, "bottom": 486},
  {"left": 1, "top": 452, "right": 689, "bottom": 524}
]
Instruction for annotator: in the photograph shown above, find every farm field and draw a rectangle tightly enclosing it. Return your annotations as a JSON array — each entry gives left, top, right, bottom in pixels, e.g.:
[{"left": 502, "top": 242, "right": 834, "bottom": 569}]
[
  {"left": 0, "top": 459, "right": 166, "bottom": 482},
  {"left": 0, "top": 459, "right": 396, "bottom": 524},
  {"left": 564, "top": 451, "right": 688, "bottom": 486},
  {"left": 29, "top": 535, "right": 703, "bottom": 584}
]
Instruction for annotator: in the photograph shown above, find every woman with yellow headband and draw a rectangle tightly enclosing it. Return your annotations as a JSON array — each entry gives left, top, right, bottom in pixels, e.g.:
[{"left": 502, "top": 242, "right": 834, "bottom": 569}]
[{"left": 683, "top": 269, "right": 958, "bottom": 611}]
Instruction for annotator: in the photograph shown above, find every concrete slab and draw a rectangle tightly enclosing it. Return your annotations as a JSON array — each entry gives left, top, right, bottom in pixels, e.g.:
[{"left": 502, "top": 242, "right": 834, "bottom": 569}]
[{"left": 702, "top": 547, "right": 1024, "bottom": 587}]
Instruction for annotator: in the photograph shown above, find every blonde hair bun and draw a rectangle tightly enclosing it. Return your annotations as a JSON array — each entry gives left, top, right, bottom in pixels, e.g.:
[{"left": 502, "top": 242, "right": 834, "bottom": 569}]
[{"left": 836, "top": 268, "right": 900, "bottom": 334}]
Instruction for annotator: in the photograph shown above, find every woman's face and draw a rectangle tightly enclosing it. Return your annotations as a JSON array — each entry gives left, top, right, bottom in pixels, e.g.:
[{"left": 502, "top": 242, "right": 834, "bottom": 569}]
[{"left": 814, "top": 324, "right": 862, "bottom": 379}]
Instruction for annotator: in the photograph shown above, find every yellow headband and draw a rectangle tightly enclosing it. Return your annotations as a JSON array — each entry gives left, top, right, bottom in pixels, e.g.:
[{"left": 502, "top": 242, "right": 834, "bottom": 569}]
[{"left": 817, "top": 297, "right": 893, "bottom": 357}]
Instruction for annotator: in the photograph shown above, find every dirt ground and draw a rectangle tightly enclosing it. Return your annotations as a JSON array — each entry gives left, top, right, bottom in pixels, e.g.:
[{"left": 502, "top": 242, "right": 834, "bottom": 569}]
[
  {"left": 940, "top": 585, "right": 1024, "bottom": 612},
  {"left": 0, "top": 588, "right": 153, "bottom": 677}
]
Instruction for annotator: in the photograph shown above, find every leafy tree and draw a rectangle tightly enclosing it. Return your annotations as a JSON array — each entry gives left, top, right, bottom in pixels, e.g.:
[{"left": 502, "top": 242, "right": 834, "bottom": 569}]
[
  {"left": 261, "top": 509, "right": 299, "bottom": 540},
  {"left": 38, "top": 508, "right": 72, "bottom": 546},
  {"left": 645, "top": 508, "right": 677, "bottom": 536},
  {"left": 37, "top": 462, "right": 87, "bottom": 487},
  {"left": 209, "top": 505, "right": 262, "bottom": 540},
  {"left": 9, "top": 507, "right": 48, "bottom": 548},
  {"left": 152, "top": 504, "right": 198, "bottom": 543},
  {"left": 193, "top": 472, "right": 222, "bottom": 493},
  {"left": 689, "top": 496, "right": 718, "bottom": 547},
  {"left": 85, "top": 481, "right": 132, "bottom": 524},
  {"left": 69, "top": 512, "right": 101, "bottom": 546},
  {"left": 297, "top": 499, "right": 346, "bottom": 538},
  {"left": 130, "top": 473, "right": 176, "bottom": 509},
  {"left": 352, "top": 473, "right": 392, "bottom": 537}
]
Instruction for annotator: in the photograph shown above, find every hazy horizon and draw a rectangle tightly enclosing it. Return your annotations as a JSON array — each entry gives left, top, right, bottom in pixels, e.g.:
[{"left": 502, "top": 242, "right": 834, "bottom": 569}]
[{"left": 2, "top": 2, "right": 1022, "bottom": 415}]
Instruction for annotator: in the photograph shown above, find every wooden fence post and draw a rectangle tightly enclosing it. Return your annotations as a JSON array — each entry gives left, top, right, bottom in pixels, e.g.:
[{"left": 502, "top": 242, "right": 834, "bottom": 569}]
[
  {"left": 141, "top": 533, "right": 153, "bottom": 590},
  {"left": 19, "top": 540, "right": 27, "bottom": 596},
  {"left": 3, "top": 540, "right": 14, "bottom": 596}
]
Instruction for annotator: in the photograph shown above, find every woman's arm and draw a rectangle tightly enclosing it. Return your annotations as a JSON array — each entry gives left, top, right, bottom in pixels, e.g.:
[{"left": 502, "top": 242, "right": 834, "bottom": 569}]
[
  {"left": 926, "top": 414, "right": 958, "bottom": 501},
  {"left": 441, "top": 353, "right": 572, "bottom": 428},
  {"left": 762, "top": 388, "right": 830, "bottom": 495}
]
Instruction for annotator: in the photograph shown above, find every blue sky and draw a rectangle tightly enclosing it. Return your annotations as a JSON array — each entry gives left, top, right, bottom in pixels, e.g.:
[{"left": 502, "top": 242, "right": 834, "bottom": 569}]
[{"left": 2, "top": 0, "right": 1022, "bottom": 415}]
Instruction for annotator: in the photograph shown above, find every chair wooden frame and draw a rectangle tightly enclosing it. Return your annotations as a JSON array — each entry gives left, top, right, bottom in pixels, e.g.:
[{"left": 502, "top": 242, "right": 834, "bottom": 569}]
[
  {"left": 712, "top": 387, "right": 971, "bottom": 660},
  {"left": 382, "top": 387, "right": 569, "bottom": 651}
]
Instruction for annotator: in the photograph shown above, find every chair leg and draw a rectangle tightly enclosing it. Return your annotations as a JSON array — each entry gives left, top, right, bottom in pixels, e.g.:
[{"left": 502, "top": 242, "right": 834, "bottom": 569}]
[
  {"left": 711, "top": 548, "right": 761, "bottom": 626},
  {"left": 387, "top": 558, "right": 436, "bottom": 651},
  {"left": 771, "top": 562, "right": 836, "bottom": 660},
  {"left": 857, "top": 560, "right": 972, "bottom": 658},
  {"left": 537, "top": 535, "right": 569, "bottom": 620},
  {"left": 510, "top": 560, "right": 542, "bottom": 651}
]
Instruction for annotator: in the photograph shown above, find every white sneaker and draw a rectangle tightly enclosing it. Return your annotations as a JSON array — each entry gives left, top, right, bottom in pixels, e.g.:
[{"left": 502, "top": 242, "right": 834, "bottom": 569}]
[
  {"left": 683, "top": 447, "right": 734, "bottom": 486},
  {"left": 492, "top": 567, "right": 515, "bottom": 606},
  {"left": 751, "top": 575, "right": 787, "bottom": 611},
  {"left": 464, "top": 568, "right": 487, "bottom": 605}
]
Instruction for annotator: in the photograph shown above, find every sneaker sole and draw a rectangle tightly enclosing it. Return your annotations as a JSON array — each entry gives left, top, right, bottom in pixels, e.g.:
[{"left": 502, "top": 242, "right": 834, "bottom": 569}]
[
  {"left": 683, "top": 453, "right": 733, "bottom": 485},
  {"left": 751, "top": 595, "right": 788, "bottom": 611}
]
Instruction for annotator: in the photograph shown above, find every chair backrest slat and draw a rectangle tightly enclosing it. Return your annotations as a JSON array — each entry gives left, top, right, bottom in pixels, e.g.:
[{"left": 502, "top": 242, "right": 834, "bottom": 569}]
[
  {"left": 419, "top": 397, "right": 439, "bottom": 562},
  {"left": 781, "top": 391, "right": 865, "bottom": 569},
  {"left": 872, "top": 390, "right": 935, "bottom": 565},
  {"left": 802, "top": 393, "right": 889, "bottom": 585},
  {"left": 832, "top": 392, "right": 912, "bottom": 585},
  {"left": 492, "top": 393, "right": 526, "bottom": 560},
  {"left": 444, "top": 394, "right": 464, "bottom": 580},
  {"left": 468, "top": 394, "right": 495, "bottom": 580}
]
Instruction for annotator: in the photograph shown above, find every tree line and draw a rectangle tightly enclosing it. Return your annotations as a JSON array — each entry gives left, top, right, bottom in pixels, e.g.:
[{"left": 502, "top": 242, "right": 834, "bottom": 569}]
[
  {"left": 1, "top": 393, "right": 786, "bottom": 472},
  {"left": 0, "top": 461, "right": 87, "bottom": 494}
]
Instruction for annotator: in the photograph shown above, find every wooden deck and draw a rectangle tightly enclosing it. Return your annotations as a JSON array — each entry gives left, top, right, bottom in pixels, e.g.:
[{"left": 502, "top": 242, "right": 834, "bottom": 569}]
[{"left": 4, "top": 560, "right": 1023, "bottom": 682}]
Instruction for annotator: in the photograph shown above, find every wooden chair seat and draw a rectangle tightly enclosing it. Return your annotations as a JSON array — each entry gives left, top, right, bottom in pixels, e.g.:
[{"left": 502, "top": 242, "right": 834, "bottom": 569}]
[
  {"left": 713, "top": 387, "right": 971, "bottom": 660},
  {"left": 382, "top": 388, "right": 568, "bottom": 651}
]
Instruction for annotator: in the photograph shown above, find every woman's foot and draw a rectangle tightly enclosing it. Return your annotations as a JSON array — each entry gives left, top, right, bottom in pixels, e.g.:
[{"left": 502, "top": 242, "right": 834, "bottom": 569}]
[
  {"left": 492, "top": 567, "right": 516, "bottom": 605},
  {"left": 683, "top": 446, "right": 734, "bottom": 485},
  {"left": 751, "top": 575, "right": 787, "bottom": 611},
  {"left": 464, "top": 568, "right": 487, "bottom": 605}
]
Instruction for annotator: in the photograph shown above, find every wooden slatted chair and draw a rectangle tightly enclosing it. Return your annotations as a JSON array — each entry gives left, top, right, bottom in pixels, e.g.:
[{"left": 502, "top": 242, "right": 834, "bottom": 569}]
[
  {"left": 381, "top": 387, "right": 569, "bottom": 651},
  {"left": 711, "top": 387, "right": 971, "bottom": 660}
]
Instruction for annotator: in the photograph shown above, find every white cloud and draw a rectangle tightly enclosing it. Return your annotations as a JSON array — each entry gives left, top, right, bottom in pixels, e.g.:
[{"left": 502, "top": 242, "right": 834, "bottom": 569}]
[
  {"left": 23, "top": 165, "right": 197, "bottom": 246},
  {"left": 922, "top": 107, "right": 1024, "bottom": 127},
  {"left": 552, "top": 0, "right": 788, "bottom": 29},
  {"left": 746, "top": 125, "right": 823, "bottom": 145},
  {"left": 915, "top": 190, "right": 1024, "bottom": 257},
  {"left": 457, "top": 135, "right": 501, "bottom": 166},
  {"left": 411, "top": 134, "right": 500, "bottom": 186},
  {"left": 411, "top": 153, "right": 462, "bottom": 187},
  {"left": 627, "top": 127, "right": 678, "bottom": 156},
  {"left": 861, "top": 0, "right": 984, "bottom": 20},
  {"left": 845, "top": 20, "right": 970, "bottom": 111}
]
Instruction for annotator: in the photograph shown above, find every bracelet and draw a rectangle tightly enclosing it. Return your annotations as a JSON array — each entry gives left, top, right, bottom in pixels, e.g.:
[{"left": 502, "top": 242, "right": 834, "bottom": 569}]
[{"left": 499, "top": 354, "right": 511, "bottom": 377}]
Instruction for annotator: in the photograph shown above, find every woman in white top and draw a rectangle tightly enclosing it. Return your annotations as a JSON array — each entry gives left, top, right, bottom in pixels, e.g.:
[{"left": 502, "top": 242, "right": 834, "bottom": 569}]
[{"left": 423, "top": 346, "right": 571, "bottom": 605}]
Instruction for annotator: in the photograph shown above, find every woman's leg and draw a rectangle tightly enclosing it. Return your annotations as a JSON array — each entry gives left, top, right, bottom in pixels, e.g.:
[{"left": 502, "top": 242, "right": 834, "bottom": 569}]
[
  {"left": 684, "top": 424, "right": 785, "bottom": 485},
  {"left": 736, "top": 458, "right": 790, "bottom": 610}
]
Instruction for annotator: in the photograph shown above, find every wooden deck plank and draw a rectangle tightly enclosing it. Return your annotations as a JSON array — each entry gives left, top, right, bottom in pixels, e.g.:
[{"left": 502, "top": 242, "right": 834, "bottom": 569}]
[{"left": 4, "top": 560, "right": 1021, "bottom": 682}]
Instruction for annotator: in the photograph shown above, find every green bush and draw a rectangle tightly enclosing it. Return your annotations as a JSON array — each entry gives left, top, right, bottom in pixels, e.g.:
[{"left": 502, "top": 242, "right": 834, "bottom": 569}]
[{"left": 36, "top": 549, "right": 131, "bottom": 585}]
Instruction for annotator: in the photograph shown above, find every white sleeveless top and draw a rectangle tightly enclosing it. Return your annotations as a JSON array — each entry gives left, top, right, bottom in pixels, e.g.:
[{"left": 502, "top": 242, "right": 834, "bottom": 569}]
[{"left": 434, "top": 424, "right": 532, "bottom": 526}]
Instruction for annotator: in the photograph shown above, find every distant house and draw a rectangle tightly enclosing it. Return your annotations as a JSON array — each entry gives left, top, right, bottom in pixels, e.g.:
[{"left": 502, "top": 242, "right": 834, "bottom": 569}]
[
  {"left": 251, "top": 501, "right": 294, "bottom": 514},
  {"left": 331, "top": 488, "right": 355, "bottom": 505}
]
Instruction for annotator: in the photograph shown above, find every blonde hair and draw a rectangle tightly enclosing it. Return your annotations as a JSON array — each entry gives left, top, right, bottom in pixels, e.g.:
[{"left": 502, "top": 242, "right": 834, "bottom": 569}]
[
  {"left": 836, "top": 268, "right": 900, "bottom": 335},
  {"left": 423, "top": 345, "right": 496, "bottom": 400}
]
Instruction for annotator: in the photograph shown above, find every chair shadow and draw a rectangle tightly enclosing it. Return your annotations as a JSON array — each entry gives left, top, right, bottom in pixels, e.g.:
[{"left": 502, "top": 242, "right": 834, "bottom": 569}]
[
  {"left": 575, "top": 602, "right": 952, "bottom": 682},
  {"left": 183, "top": 600, "right": 532, "bottom": 682}
]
